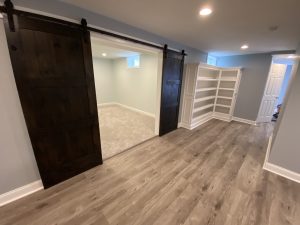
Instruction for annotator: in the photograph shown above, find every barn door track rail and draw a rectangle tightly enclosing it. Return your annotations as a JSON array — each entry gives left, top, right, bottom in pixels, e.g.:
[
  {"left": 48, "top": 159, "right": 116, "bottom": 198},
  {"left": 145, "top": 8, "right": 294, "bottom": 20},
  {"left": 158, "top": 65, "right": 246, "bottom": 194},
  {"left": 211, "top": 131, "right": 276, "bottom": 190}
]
[{"left": 0, "top": 0, "right": 186, "bottom": 56}]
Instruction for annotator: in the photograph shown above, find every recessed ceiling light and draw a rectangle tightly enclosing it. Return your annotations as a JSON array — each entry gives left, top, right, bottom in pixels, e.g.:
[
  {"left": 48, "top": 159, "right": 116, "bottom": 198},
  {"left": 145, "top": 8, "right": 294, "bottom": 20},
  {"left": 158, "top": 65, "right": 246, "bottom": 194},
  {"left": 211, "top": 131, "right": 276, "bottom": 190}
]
[
  {"left": 241, "top": 45, "right": 249, "bottom": 50},
  {"left": 199, "top": 8, "right": 212, "bottom": 16},
  {"left": 102, "top": 53, "right": 107, "bottom": 57}
]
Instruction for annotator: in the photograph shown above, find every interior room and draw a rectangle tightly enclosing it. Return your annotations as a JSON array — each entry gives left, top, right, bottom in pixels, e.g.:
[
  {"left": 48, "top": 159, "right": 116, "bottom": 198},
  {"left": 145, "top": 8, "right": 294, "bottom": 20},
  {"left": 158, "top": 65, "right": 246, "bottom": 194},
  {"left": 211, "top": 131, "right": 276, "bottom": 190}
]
[
  {"left": 91, "top": 34, "right": 161, "bottom": 159},
  {"left": 1, "top": 0, "right": 300, "bottom": 225}
]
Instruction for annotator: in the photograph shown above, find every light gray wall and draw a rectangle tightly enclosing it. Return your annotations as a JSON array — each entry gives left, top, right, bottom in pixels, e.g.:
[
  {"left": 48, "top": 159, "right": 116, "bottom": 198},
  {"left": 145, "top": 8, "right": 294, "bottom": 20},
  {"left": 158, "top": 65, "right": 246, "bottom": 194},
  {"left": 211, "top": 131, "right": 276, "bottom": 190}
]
[
  {"left": 1, "top": 0, "right": 207, "bottom": 63},
  {"left": 93, "top": 58, "right": 115, "bottom": 104},
  {"left": 269, "top": 61, "right": 300, "bottom": 173},
  {"left": 113, "top": 54, "right": 158, "bottom": 115},
  {"left": 93, "top": 55, "right": 158, "bottom": 115},
  {"left": 0, "top": 21, "right": 40, "bottom": 195},
  {"left": 217, "top": 53, "right": 273, "bottom": 121}
]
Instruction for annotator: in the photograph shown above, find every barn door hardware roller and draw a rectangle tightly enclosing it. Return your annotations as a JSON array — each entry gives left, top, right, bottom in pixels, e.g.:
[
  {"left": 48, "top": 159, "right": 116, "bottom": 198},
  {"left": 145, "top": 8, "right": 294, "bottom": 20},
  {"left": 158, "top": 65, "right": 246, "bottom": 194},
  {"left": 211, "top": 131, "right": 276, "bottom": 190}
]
[
  {"left": 163, "top": 44, "right": 186, "bottom": 56},
  {"left": 80, "top": 18, "right": 90, "bottom": 43},
  {"left": 4, "top": 0, "right": 15, "bottom": 32}
]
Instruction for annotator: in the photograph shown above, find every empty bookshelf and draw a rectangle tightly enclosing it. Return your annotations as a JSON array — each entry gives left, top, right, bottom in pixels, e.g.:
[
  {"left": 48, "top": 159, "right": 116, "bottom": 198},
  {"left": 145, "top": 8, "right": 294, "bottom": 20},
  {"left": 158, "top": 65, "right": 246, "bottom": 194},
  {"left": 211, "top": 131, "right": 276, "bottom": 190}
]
[{"left": 180, "top": 63, "right": 242, "bottom": 129}]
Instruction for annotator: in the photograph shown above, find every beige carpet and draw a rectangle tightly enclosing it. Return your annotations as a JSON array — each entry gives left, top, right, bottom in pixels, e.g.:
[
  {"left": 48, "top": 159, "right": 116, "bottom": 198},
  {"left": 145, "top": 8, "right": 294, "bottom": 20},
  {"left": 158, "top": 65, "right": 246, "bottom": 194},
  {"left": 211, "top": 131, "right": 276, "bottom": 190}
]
[{"left": 98, "top": 105, "right": 156, "bottom": 159}]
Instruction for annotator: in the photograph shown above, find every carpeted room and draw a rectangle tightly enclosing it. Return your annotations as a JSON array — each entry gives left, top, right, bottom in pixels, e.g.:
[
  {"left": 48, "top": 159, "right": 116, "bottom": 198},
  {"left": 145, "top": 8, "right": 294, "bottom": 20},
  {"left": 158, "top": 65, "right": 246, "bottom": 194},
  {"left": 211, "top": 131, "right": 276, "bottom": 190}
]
[{"left": 91, "top": 35, "right": 162, "bottom": 159}]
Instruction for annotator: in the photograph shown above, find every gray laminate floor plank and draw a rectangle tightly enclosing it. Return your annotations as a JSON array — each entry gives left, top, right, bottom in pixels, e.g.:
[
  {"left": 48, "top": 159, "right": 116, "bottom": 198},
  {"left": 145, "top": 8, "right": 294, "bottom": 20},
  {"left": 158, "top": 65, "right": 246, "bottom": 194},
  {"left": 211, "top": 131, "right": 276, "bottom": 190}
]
[{"left": 0, "top": 120, "right": 299, "bottom": 225}]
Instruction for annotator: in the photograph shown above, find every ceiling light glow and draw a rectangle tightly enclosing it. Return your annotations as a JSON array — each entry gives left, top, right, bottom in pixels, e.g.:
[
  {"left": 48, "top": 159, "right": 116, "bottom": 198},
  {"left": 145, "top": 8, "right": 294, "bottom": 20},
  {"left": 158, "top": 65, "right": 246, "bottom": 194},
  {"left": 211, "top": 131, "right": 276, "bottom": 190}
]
[
  {"left": 102, "top": 53, "right": 107, "bottom": 57},
  {"left": 199, "top": 8, "right": 212, "bottom": 16},
  {"left": 241, "top": 45, "right": 249, "bottom": 50}
]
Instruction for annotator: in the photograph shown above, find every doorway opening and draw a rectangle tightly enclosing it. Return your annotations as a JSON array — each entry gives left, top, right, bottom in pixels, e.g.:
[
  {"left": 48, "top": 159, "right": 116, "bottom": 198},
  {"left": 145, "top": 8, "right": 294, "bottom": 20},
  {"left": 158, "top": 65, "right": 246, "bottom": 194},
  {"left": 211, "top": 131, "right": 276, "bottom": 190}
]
[
  {"left": 91, "top": 33, "right": 163, "bottom": 159},
  {"left": 257, "top": 54, "right": 296, "bottom": 123}
]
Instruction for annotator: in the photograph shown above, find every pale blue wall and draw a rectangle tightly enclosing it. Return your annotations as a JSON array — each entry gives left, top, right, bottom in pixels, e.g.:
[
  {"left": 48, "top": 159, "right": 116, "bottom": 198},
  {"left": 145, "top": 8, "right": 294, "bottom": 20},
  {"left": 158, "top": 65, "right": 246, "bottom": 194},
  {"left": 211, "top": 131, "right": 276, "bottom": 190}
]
[
  {"left": 0, "top": 21, "right": 40, "bottom": 194},
  {"left": 217, "top": 53, "right": 273, "bottom": 121}
]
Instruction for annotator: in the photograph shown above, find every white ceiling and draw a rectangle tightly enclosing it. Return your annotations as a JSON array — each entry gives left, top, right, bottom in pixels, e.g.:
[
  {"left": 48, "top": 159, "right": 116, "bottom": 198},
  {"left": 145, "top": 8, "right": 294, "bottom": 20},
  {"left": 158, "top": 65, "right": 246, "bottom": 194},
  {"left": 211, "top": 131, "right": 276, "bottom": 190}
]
[
  {"left": 92, "top": 42, "right": 139, "bottom": 59},
  {"left": 91, "top": 35, "right": 159, "bottom": 59},
  {"left": 63, "top": 0, "right": 300, "bottom": 56}
]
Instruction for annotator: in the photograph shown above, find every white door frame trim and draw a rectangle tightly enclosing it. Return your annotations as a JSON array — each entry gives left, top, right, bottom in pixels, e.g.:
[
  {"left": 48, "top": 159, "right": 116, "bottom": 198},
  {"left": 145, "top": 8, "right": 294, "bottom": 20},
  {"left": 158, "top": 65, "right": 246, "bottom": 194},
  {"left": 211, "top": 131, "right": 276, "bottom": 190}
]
[
  {"left": 256, "top": 56, "right": 288, "bottom": 123},
  {"left": 155, "top": 52, "right": 163, "bottom": 135}
]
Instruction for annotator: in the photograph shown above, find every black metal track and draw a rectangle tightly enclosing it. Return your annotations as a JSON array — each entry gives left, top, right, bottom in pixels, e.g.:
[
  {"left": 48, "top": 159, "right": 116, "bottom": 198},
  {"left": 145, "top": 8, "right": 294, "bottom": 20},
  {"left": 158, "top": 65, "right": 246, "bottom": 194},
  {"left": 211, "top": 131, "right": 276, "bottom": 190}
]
[
  {"left": 87, "top": 26, "right": 163, "bottom": 50},
  {"left": 0, "top": 4, "right": 186, "bottom": 55}
]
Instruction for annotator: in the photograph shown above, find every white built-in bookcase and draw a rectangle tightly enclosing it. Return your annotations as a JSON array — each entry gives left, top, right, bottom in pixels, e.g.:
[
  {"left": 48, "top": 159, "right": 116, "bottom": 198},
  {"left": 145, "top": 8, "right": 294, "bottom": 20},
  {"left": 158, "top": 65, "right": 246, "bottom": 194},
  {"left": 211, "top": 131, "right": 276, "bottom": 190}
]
[{"left": 180, "top": 63, "right": 242, "bottom": 130}]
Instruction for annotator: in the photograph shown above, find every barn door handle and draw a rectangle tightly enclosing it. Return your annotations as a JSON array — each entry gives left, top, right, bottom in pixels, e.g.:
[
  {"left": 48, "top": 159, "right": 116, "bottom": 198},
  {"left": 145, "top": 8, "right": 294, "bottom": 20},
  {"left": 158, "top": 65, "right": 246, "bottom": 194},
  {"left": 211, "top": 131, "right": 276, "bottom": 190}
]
[{"left": 10, "top": 45, "right": 17, "bottom": 51}]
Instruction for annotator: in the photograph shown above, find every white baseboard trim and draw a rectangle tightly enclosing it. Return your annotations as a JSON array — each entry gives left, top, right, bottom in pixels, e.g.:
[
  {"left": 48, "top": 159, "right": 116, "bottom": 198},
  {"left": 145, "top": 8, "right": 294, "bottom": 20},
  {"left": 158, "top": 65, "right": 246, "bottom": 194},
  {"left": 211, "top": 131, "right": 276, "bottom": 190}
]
[
  {"left": 213, "top": 112, "right": 231, "bottom": 122},
  {"left": 97, "top": 102, "right": 117, "bottom": 108},
  {"left": 179, "top": 120, "right": 208, "bottom": 130},
  {"left": 0, "top": 180, "right": 43, "bottom": 207},
  {"left": 263, "top": 134, "right": 300, "bottom": 183},
  {"left": 115, "top": 103, "right": 155, "bottom": 118},
  {"left": 190, "top": 117, "right": 213, "bottom": 130},
  {"left": 178, "top": 122, "right": 190, "bottom": 129},
  {"left": 264, "top": 162, "right": 300, "bottom": 184},
  {"left": 179, "top": 115, "right": 257, "bottom": 130},
  {"left": 97, "top": 102, "right": 155, "bottom": 118},
  {"left": 232, "top": 116, "right": 257, "bottom": 125},
  {"left": 179, "top": 112, "right": 213, "bottom": 130}
]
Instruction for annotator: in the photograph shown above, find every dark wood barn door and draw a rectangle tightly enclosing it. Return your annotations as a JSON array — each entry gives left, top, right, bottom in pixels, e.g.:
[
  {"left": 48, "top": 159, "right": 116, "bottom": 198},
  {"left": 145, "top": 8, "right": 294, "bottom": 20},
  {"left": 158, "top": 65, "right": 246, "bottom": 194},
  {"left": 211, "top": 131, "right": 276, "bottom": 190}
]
[
  {"left": 4, "top": 13, "right": 102, "bottom": 188},
  {"left": 159, "top": 46, "right": 185, "bottom": 136}
]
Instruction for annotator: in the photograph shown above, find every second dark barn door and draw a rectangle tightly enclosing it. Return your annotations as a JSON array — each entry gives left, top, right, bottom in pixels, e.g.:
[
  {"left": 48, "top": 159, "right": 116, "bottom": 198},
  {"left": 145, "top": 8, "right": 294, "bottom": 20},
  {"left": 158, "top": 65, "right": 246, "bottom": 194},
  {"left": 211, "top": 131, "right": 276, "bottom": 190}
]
[
  {"left": 160, "top": 46, "right": 185, "bottom": 136},
  {"left": 4, "top": 13, "right": 102, "bottom": 188}
]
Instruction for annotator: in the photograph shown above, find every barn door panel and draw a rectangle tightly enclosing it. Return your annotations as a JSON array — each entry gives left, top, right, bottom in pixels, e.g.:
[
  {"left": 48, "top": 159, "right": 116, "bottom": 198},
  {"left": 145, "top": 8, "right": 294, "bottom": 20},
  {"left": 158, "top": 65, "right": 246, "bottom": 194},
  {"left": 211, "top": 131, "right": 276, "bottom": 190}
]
[
  {"left": 160, "top": 47, "right": 185, "bottom": 136},
  {"left": 4, "top": 13, "right": 102, "bottom": 188}
]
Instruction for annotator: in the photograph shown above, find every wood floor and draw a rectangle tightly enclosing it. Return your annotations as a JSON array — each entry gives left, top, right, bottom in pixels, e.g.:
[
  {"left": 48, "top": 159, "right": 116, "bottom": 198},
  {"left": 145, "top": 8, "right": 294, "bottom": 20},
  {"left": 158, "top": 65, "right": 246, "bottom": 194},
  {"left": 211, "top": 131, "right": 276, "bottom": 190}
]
[{"left": 0, "top": 119, "right": 299, "bottom": 225}]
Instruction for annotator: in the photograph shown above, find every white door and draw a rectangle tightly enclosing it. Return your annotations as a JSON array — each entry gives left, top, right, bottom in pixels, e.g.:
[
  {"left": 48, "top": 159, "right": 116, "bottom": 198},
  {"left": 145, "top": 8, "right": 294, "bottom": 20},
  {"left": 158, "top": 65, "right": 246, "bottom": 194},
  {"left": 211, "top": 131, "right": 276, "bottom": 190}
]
[{"left": 257, "top": 63, "right": 287, "bottom": 123}]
